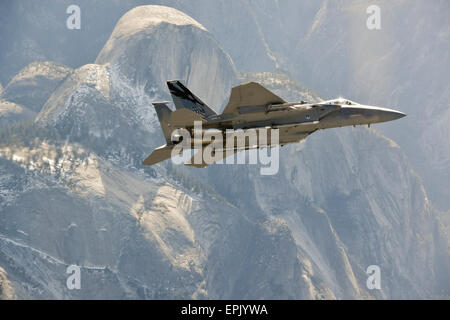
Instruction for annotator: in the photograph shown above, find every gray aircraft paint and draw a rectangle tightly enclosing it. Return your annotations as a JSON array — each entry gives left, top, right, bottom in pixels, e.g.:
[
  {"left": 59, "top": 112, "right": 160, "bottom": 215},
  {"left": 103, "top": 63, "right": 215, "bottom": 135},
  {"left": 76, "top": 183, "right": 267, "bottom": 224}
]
[{"left": 143, "top": 81, "right": 405, "bottom": 167}]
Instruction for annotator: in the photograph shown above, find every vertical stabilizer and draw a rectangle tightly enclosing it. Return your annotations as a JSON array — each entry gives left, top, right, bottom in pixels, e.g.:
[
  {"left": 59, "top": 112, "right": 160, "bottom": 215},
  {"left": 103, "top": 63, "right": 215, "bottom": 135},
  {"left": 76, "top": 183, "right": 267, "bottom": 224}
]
[{"left": 166, "top": 80, "right": 217, "bottom": 118}]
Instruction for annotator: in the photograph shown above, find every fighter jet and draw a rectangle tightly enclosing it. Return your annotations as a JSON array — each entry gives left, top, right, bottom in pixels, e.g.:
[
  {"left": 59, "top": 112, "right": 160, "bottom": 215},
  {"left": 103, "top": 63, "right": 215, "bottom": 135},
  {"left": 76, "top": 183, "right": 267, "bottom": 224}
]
[{"left": 143, "top": 80, "right": 405, "bottom": 167}]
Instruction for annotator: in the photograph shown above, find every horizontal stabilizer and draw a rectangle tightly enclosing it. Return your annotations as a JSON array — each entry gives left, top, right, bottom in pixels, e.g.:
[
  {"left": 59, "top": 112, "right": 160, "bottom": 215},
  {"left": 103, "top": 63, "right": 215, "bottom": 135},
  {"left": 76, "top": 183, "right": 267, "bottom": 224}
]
[{"left": 142, "top": 144, "right": 180, "bottom": 166}]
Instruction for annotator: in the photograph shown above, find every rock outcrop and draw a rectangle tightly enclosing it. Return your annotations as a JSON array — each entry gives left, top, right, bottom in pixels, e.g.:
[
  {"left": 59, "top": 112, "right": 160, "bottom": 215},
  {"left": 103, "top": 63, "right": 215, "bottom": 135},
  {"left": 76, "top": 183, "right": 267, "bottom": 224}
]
[
  {"left": 0, "top": 100, "right": 35, "bottom": 128},
  {"left": 96, "top": 5, "right": 236, "bottom": 111},
  {"left": 3, "top": 62, "right": 72, "bottom": 113},
  {"left": 0, "top": 266, "right": 16, "bottom": 300}
]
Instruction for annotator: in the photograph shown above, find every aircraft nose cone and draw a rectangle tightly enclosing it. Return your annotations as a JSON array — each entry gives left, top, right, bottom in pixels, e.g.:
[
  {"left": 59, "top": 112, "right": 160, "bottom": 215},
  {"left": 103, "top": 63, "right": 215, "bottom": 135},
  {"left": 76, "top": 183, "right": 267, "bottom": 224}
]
[
  {"left": 377, "top": 108, "right": 406, "bottom": 122},
  {"left": 388, "top": 110, "right": 406, "bottom": 121}
]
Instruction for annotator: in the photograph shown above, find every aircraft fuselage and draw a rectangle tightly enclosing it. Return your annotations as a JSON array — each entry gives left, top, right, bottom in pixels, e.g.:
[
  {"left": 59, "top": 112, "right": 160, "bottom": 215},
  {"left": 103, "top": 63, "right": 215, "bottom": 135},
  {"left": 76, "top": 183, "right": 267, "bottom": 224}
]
[
  {"left": 181, "top": 99, "right": 405, "bottom": 147},
  {"left": 143, "top": 81, "right": 405, "bottom": 167}
]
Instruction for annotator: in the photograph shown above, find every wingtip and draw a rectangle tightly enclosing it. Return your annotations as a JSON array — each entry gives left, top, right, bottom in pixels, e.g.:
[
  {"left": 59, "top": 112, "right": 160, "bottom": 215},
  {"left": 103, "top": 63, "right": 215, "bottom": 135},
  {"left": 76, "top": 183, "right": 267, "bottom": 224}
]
[
  {"left": 152, "top": 101, "right": 171, "bottom": 105},
  {"left": 166, "top": 79, "right": 185, "bottom": 86}
]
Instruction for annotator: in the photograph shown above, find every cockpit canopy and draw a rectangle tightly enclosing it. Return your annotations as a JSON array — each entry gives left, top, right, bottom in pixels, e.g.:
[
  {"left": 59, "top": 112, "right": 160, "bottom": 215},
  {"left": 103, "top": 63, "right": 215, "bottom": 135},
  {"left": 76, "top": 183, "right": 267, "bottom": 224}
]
[{"left": 326, "top": 98, "right": 357, "bottom": 105}]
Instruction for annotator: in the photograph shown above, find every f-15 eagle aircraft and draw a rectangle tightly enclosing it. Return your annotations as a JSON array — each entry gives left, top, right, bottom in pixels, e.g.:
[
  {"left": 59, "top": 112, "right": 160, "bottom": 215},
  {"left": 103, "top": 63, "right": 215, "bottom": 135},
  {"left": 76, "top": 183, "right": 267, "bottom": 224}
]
[{"left": 143, "top": 80, "right": 405, "bottom": 167}]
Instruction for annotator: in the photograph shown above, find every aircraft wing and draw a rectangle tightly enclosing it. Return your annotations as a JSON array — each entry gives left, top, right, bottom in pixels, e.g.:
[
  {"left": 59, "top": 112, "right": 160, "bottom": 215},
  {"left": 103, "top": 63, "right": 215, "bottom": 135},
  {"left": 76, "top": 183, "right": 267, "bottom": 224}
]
[
  {"left": 221, "top": 82, "right": 286, "bottom": 115},
  {"left": 169, "top": 108, "right": 207, "bottom": 127}
]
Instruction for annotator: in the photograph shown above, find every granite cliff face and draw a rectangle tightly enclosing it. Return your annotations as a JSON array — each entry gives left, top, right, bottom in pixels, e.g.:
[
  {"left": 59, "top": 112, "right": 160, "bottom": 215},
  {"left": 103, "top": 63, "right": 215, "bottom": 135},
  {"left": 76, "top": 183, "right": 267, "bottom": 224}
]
[
  {"left": 35, "top": 5, "right": 236, "bottom": 168},
  {"left": 3, "top": 61, "right": 72, "bottom": 114},
  {"left": 178, "top": 0, "right": 450, "bottom": 211},
  {"left": 285, "top": 0, "right": 450, "bottom": 211},
  {"left": 195, "top": 72, "right": 449, "bottom": 299},
  {"left": 0, "top": 4, "right": 448, "bottom": 299},
  {"left": 95, "top": 5, "right": 236, "bottom": 111},
  {"left": 0, "top": 6, "right": 238, "bottom": 299}
]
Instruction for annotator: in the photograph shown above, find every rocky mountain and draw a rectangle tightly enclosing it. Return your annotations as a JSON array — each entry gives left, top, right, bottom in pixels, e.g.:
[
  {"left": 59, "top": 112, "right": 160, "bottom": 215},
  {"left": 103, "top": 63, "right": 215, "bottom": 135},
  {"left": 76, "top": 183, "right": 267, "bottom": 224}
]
[
  {"left": 195, "top": 72, "right": 449, "bottom": 299},
  {"left": 286, "top": 0, "right": 450, "bottom": 211},
  {"left": 0, "top": 4, "right": 448, "bottom": 300},
  {"left": 3, "top": 61, "right": 72, "bottom": 114},
  {"left": 95, "top": 5, "right": 237, "bottom": 111},
  {"left": 0, "top": 100, "right": 35, "bottom": 128},
  {"left": 176, "top": 0, "right": 450, "bottom": 211},
  {"left": 0, "top": 265, "right": 16, "bottom": 299},
  {"left": 1, "top": 0, "right": 447, "bottom": 211}
]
